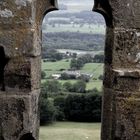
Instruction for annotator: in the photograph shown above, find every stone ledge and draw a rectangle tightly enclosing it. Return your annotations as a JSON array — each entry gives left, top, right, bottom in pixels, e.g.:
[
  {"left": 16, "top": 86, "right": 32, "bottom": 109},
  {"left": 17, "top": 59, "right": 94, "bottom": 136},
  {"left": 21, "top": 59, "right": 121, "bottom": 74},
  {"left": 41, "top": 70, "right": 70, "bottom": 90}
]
[
  {"left": 113, "top": 68, "right": 140, "bottom": 78},
  {"left": 104, "top": 88, "right": 140, "bottom": 98},
  {"left": 0, "top": 89, "right": 41, "bottom": 96}
]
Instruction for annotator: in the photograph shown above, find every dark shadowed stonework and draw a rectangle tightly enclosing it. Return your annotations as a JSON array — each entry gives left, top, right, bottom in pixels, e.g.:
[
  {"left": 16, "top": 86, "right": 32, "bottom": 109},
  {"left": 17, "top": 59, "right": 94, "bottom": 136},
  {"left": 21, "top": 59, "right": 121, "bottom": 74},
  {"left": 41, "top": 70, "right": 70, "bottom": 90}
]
[{"left": 0, "top": 0, "right": 140, "bottom": 140}]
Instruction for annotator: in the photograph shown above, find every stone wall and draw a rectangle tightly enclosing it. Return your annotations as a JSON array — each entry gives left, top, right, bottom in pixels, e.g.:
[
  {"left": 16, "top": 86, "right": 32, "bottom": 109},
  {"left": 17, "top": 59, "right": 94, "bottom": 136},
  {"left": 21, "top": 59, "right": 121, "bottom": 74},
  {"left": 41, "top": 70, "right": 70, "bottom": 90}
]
[
  {"left": 0, "top": 0, "right": 42, "bottom": 140},
  {"left": 95, "top": 0, "right": 140, "bottom": 139}
]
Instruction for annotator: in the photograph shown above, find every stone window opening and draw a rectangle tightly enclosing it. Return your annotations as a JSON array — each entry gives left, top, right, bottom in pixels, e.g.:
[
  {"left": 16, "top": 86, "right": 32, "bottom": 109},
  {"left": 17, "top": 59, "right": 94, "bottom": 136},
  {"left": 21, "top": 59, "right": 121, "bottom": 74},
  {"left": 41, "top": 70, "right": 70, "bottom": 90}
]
[{"left": 40, "top": 0, "right": 110, "bottom": 139}]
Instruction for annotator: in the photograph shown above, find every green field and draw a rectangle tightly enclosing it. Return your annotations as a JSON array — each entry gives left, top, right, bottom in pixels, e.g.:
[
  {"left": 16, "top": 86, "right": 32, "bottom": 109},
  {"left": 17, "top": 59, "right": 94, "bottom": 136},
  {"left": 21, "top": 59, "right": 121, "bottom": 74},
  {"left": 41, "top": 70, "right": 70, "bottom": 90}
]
[
  {"left": 42, "top": 60, "right": 104, "bottom": 78},
  {"left": 40, "top": 122, "right": 101, "bottom": 140},
  {"left": 42, "top": 59, "right": 70, "bottom": 78},
  {"left": 86, "top": 80, "right": 103, "bottom": 91},
  {"left": 81, "top": 63, "right": 103, "bottom": 79},
  {"left": 43, "top": 24, "right": 105, "bottom": 34},
  {"left": 42, "top": 59, "right": 103, "bottom": 91}
]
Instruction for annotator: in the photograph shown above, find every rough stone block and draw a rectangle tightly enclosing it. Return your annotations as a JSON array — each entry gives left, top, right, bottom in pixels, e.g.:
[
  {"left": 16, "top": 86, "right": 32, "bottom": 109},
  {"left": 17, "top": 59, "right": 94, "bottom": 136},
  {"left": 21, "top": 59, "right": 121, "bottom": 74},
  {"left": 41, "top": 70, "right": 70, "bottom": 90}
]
[
  {"left": 0, "top": 90, "right": 40, "bottom": 140},
  {"left": 0, "top": 29, "right": 41, "bottom": 57},
  {"left": 104, "top": 65, "right": 140, "bottom": 92},
  {"left": 112, "top": 69, "right": 140, "bottom": 92},
  {"left": 115, "top": 96, "right": 140, "bottom": 140},
  {"left": 4, "top": 57, "right": 41, "bottom": 92},
  {"left": 0, "top": 0, "right": 35, "bottom": 30},
  {"left": 110, "top": 0, "right": 140, "bottom": 28},
  {"left": 112, "top": 29, "right": 140, "bottom": 68}
]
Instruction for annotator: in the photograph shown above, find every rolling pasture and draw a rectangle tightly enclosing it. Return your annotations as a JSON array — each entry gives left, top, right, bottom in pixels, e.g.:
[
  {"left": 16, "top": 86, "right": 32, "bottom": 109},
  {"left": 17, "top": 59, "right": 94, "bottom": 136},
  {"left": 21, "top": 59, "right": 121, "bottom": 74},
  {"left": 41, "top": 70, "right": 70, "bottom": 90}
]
[
  {"left": 40, "top": 122, "right": 101, "bottom": 140},
  {"left": 42, "top": 58, "right": 104, "bottom": 91}
]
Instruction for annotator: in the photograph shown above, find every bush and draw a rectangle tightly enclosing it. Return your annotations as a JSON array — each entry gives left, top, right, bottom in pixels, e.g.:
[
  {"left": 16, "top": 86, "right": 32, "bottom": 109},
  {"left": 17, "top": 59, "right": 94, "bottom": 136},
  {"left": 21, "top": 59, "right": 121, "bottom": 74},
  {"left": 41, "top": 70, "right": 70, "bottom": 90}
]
[
  {"left": 93, "top": 54, "right": 104, "bottom": 63},
  {"left": 40, "top": 97, "right": 57, "bottom": 125},
  {"left": 64, "top": 93, "right": 102, "bottom": 122},
  {"left": 63, "top": 82, "right": 73, "bottom": 92},
  {"left": 78, "top": 74, "right": 90, "bottom": 82},
  {"left": 42, "top": 80, "right": 62, "bottom": 94},
  {"left": 54, "top": 96, "right": 66, "bottom": 121},
  {"left": 63, "top": 80, "right": 86, "bottom": 93},
  {"left": 70, "top": 58, "right": 84, "bottom": 70},
  {"left": 41, "top": 71, "right": 46, "bottom": 79},
  {"left": 98, "top": 74, "right": 104, "bottom": 80},
  {"left": 72, "top": 80, "right": 86, "bottom": 93},
  {"left": 61, "top": 73, "right": 71, "bottom": 80}
]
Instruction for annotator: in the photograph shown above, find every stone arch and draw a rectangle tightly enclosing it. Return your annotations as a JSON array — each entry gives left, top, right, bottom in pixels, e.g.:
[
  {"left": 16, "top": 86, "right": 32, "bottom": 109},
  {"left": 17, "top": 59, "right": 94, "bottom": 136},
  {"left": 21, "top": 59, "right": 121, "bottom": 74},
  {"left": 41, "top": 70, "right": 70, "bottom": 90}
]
[
  {"left": 41, "top": 0, "right": 110, "bottom": 139},
  {"left": 93, "top": 0, "right": 113, "bottom": 27},
  {"left": 36, "top": 0, "right": 58, "bottom": 26},
  {"left": 19, "top": 133, "right": 35, "bottom": 140}
]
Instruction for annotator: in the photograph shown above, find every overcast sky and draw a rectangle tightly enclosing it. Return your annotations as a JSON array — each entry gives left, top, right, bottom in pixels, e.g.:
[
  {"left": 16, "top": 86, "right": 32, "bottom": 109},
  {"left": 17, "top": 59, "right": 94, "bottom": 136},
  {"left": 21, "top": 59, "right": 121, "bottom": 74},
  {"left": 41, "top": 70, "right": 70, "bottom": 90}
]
[{"left": 58, "top": 0, "right": 94, "bottom": 11}]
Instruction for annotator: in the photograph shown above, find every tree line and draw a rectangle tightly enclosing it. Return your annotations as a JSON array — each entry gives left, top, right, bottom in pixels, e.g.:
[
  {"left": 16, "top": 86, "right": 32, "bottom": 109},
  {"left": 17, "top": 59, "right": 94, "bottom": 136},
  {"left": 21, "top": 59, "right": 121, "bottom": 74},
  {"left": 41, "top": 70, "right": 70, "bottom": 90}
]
[
  {"left": 42, "top": 48, "right": 104, "bottom": 65},
  {"left": 40, "top": 80, "right": 102, "bottom": 125},
  {"left": 43, "top": 32, "right": 105, "bottom": 51}
]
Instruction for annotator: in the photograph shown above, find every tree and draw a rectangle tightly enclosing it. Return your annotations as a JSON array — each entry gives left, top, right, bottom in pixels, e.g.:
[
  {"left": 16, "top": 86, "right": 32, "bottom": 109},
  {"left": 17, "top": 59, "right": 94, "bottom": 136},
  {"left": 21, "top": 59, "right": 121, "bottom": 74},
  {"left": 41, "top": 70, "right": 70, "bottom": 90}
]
[
  {"left": 41, "top": 71, "right": 46, "bottom": 79},
  {"left": 93, "top": 54, "right": 104, "bottom": 63},
  {"left": 70, "top": 58, "right": 77, "bottom": 69},
  {"left": 79, "top": 54, "right": 93, "bottom": 64},
  {"left": 40, "top": 97, "right": 57, "bottom": 125},
  {"left": 63, "top": 82, "right": 73, "bottom": 92},
  {"left": 78, "top": 74, "right": 90, "bottom": 82},
  {"left": 42, "top": 80, "right": 62, "bottom": 94},
  {"left": 72, "top": 80, "right": 86, "bottom": 93},
  {"left": 40, "top": 81, "right": 64, "bottom": 124},
  {"left": 64, "top": 93, "right": 102, "bottom": 122},
  {"left": 61, "top": 73, "right": 70, "bottom": 80},
  {"left": 54, "top": 96, "right": 66, "bottom": 121},
  {"left": 72, "top": 53, "right": 77, "bottom": 58},
  {"left": 42, "top": 48, "right": 63, "bottom": 61},
  {"left": 70, "top": 58, "right": 84, "bottom": 70}
]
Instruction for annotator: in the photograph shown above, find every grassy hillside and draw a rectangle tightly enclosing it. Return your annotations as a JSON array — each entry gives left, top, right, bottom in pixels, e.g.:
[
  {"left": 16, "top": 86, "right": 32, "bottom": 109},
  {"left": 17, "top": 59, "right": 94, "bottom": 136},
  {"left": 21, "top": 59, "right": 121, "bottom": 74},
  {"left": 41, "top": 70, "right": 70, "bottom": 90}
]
[
  {"left": 42, "top": 59, "right": 103, "bottom": 78},
  {"left": 40, "top": 122, "right": 101, "bottom": 140}
]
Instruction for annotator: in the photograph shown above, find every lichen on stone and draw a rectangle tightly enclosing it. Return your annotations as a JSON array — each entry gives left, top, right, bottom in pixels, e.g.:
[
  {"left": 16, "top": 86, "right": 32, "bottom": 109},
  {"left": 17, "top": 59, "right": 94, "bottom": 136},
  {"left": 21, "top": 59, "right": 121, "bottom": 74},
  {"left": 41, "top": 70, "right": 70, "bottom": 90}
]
[
  {"left": 0, "top": 9, "right": 14, "bottom": 18},
  {"left": 15, "top": 0, "right": 32, "bottom": 7}
]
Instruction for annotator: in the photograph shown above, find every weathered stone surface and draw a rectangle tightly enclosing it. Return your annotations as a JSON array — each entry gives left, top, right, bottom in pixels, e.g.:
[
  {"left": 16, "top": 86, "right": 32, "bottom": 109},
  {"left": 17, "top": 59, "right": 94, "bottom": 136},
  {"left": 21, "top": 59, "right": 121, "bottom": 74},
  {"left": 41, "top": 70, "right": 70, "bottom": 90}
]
[
  {"left": 0, "top": 0, "right": 58, "bottom": 139},
  {"left": 0, "top": 90, "right": 40, "bottom": 140},
  {"left": 0, "top": 29, "right": 41, "bottom": 57},
  {"left": 112, "top": 29, "right": 140, "bottom": 69},
  {"left": 104, "top": 65, "right": 140, "bottom": 92},
  {"left": 115, "top": 96, "right": 140, "bottom": 140},
  {"left": 110, "top": 0, "right": 140, "bottom": 28},
  {"left": 4, "top": 56, "right": 41, "bottom": 92},
  {"left": 0, "top": 0, "right": 35, "bottom": 29},
  {"left": 102, "top": 88, "right": 140, "bottom": 140}
]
